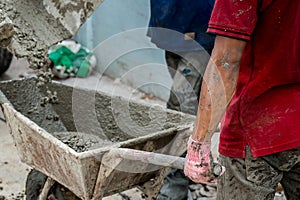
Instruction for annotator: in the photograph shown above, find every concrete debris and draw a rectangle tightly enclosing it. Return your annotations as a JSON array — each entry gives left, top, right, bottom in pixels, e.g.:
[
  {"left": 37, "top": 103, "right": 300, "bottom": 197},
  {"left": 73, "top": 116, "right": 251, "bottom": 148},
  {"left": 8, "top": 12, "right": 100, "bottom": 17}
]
[
  {"left": 40, "top": 90, "right": 58, "bottom": 107},
  {"left": 36, "top": 69, "right": 54, "bottom": 86}
]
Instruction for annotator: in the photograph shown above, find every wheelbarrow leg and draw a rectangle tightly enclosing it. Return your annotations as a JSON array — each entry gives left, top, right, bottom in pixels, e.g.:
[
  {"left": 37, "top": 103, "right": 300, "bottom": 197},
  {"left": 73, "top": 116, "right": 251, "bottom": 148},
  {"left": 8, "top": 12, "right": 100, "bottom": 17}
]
[{"left": 38, "top": 177, "right": 55, "bottom": 200}]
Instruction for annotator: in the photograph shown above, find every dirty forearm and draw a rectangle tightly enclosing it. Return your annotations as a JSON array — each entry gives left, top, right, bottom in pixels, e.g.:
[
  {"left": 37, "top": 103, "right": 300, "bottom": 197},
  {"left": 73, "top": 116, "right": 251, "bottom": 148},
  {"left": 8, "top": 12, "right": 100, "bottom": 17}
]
[{"left": 192, "top": 36, "right": 247, "bottom": 142}]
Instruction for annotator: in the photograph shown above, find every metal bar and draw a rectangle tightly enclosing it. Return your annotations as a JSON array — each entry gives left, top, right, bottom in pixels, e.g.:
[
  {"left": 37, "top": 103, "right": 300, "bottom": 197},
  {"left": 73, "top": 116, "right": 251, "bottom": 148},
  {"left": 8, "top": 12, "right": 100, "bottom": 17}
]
[
  {"left": 109, "top": 148, "right": 223, "bottom": 176},
  {"left": 109, "top": 148, "right": 185, "bottom": 170}
]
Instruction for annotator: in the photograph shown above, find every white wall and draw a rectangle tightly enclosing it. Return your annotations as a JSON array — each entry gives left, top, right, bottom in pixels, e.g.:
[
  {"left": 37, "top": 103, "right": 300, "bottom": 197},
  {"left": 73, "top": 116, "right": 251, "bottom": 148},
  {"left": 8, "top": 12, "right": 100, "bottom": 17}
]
[{"left": 74, "top": 0, "right": 172, "bottom": 101}]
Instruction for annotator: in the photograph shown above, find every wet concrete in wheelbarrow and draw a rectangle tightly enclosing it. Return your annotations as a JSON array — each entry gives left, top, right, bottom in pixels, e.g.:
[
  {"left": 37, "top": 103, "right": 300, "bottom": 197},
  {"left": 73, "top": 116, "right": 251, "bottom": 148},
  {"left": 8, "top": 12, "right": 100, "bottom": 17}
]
[
  {"left": 0, "top": 78, "right": 190, "bottom": 146},
  {"left": 0, "top": 58, "right": 164, "bottom": 199},
  {"left": 52, "top": 132, "right": 114, "bottom": 153},
  {"left": 0, "top": 78, "right": 193, "bottom": 199}
]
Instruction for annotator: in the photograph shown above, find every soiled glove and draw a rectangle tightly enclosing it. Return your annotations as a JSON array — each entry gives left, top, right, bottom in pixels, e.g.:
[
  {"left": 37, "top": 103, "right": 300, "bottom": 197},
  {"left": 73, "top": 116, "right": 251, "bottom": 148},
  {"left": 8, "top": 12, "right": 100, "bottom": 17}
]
[{"left": 184, "top": 136, "right": 225, "bottom": 184}]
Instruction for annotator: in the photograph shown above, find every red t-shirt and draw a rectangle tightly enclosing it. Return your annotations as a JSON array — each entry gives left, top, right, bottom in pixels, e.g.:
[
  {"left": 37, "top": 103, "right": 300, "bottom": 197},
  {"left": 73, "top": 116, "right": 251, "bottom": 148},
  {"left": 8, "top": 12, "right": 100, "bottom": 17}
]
[{"left": 208, "top": 0, "right": 300, "bottom": 158}]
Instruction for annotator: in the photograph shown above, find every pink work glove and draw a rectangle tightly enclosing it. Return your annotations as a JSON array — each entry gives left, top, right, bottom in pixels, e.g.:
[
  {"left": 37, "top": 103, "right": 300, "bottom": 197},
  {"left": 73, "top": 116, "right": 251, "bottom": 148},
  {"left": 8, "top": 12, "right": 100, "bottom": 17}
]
[{"left": 184, "top": 136, "right": 225, "bottom": 184}]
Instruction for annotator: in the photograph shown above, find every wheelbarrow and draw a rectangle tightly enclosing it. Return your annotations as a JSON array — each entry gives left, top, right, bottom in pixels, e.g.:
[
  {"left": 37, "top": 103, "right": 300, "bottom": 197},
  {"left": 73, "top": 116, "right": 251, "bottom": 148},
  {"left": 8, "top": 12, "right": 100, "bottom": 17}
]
[{"left": 0, "top": 78, "right": 198, "bottom": 199}]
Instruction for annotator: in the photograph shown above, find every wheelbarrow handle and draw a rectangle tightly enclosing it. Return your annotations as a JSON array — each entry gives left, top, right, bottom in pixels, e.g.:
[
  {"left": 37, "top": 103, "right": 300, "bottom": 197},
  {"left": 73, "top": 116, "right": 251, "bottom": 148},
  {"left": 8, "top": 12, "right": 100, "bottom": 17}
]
[
  {"left": 109, "top": 148, "right": 185, "bottom": 169},
  {"left": 108, "top": 148, "right": 223, "bottom": 176}
]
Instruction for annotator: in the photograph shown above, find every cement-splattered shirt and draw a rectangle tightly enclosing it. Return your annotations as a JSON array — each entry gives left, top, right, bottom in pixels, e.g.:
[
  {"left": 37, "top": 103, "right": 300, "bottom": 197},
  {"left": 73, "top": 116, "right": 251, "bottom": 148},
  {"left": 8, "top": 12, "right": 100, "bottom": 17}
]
[{"left": 208, "top": 0, "right": 300, "bottom": 158}]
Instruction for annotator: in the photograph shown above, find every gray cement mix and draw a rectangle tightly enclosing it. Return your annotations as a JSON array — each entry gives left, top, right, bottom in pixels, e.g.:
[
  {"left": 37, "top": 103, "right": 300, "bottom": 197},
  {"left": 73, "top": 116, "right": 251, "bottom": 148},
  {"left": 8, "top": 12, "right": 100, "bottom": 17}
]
[
  {"left": 0, "top": 78, "right": 192, "bottom": 153},
  {"left": 0, "top": 78, "right": 67, "bottom": 134},
  {"left": 52, "top": 132, "right": 113, "bottom": 152}
]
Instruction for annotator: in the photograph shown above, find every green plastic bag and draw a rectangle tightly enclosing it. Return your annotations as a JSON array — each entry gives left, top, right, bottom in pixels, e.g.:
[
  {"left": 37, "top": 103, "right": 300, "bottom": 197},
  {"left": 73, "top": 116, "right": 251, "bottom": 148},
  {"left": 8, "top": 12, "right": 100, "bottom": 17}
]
[{"left": 48, "top": 40, "right": 96, "bottom": 78}]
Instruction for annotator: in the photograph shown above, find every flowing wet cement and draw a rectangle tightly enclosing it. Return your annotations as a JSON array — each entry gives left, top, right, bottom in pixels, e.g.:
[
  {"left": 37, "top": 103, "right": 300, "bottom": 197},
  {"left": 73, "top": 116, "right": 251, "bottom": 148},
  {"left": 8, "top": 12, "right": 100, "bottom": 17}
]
[
  {"left": 0, "top": 78, "right": 193, "bottom": 152},
  {"left": 0, "top": 0, "right": 104, "bottom": 69},
  {"left": 0, "top": 0, "right": 71, "bottom": 68}
]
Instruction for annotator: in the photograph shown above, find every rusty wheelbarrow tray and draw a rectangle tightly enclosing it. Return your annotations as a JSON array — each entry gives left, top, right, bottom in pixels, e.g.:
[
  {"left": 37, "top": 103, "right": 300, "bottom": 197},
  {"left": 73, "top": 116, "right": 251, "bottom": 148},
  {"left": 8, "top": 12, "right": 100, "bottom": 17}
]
[{"left": 0, "top": 78, "right": 194, "bottom": 199}]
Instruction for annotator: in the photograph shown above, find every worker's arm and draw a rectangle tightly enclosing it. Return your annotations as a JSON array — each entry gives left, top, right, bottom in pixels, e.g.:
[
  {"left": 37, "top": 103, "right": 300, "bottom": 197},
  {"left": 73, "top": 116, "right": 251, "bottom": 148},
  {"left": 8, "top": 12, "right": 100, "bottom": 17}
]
[
  {"left": 193, "top": 36, "right": 246, "bottom": 142},
  {"left": 184, "top": 36, "right": 247, "bottom": 184}
]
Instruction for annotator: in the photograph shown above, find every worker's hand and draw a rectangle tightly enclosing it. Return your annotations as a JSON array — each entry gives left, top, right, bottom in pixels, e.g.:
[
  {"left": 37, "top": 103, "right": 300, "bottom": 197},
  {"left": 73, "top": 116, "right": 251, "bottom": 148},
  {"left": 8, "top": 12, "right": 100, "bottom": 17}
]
[{"left": 184, "top": 136, "right": 225, "bottom": 184}]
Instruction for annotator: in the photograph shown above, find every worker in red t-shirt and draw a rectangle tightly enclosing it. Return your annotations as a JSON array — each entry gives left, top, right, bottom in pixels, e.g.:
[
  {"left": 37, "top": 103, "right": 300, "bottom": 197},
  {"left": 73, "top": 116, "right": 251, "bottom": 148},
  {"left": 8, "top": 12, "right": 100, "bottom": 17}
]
[{"left": 184, "top": 0, "right": 300, "bottom": 199}]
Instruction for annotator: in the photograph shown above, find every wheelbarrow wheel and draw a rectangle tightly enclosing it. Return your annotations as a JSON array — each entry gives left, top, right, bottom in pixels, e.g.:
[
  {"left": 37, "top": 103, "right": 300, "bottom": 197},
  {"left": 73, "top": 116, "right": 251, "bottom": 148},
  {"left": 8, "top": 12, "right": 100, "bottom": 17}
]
[
  {"left": 25, "top": 169, "right": 80, "bottom": 200},
  {"left": 0, "top": 47, "right": 13, "bottom": 75}
]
